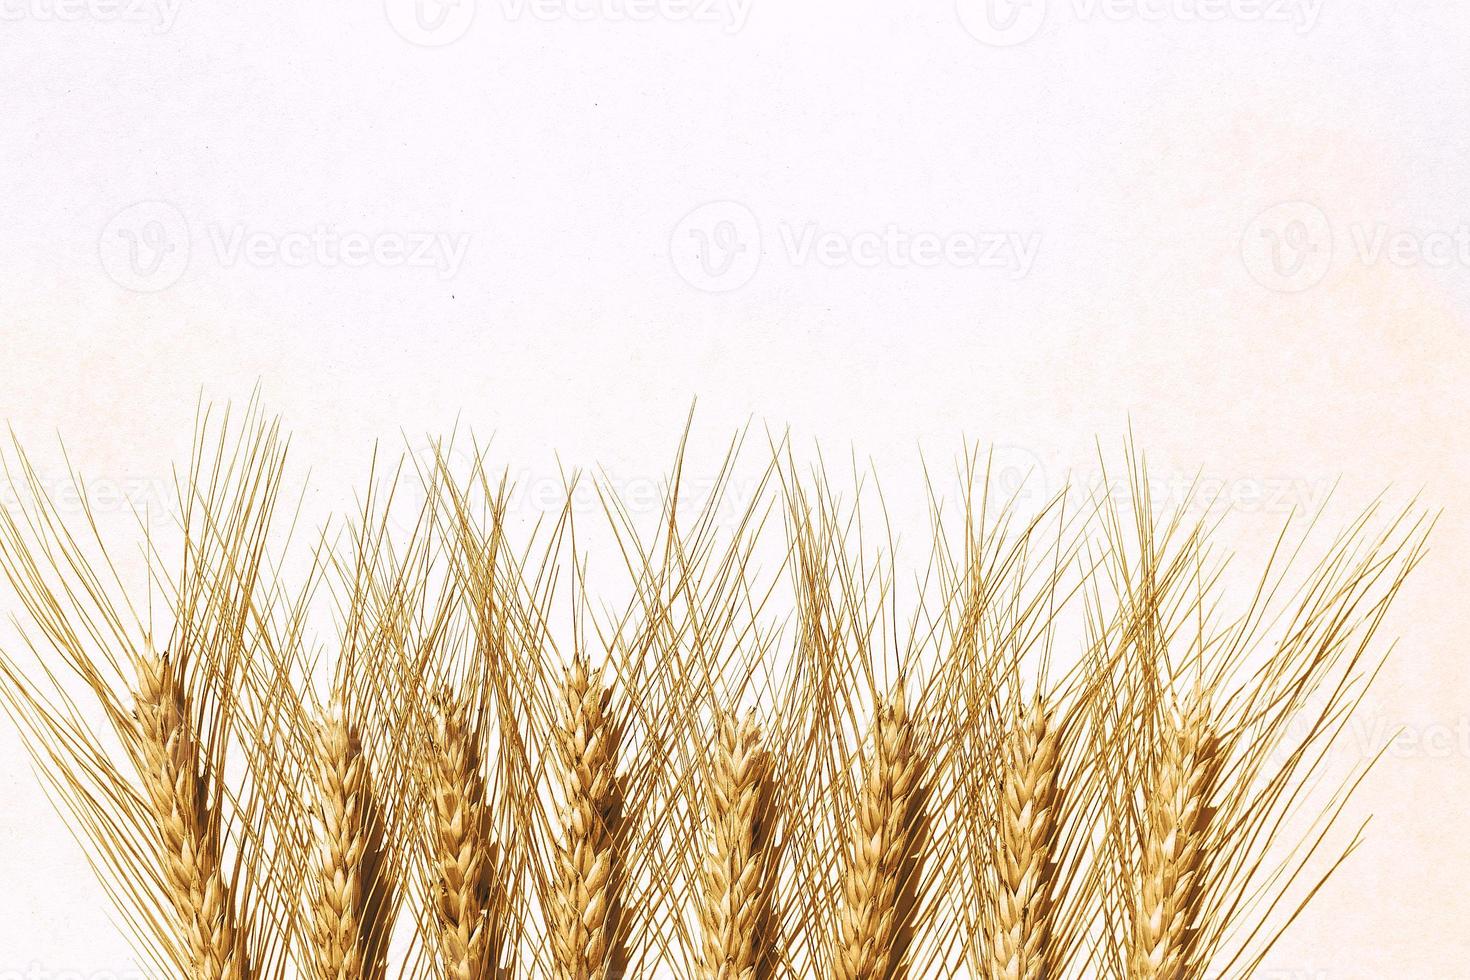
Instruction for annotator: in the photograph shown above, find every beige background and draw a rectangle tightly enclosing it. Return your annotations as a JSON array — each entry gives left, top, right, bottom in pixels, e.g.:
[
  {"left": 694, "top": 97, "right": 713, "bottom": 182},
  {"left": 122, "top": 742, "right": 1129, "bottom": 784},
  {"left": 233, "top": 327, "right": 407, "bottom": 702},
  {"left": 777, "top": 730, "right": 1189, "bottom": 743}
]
[{"left": 1, "top": 1, "right": 1467, "bottom": 975}]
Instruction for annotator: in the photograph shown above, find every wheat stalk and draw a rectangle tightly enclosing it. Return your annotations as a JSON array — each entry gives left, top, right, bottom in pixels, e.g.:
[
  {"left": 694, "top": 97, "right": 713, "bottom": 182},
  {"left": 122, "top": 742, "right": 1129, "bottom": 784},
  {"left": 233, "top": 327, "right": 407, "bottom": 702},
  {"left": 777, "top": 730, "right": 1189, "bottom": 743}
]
[
  {"left": 549, "top": 657, "right": 627, "bottom": 980},
  {"left": 696, "top": 711, "right": 779, "bottom": 980},
  {"left": 309, "top": 708, "right": 395, "bottom": 980},
  {"left": 428, "top": 692, "right": 506, "bottom": 980},
  {"left": 830, "top": 691, "right": 927, "bottom": 980},
  {"left": 985, "top": 695, "right": 1063, "bottom": 980},
  {"left": 1128, "top": 698, "right": 1222, "bottom": 980},
  {"left": 132, "top": 653, "right": 253, "bottom": 980}
]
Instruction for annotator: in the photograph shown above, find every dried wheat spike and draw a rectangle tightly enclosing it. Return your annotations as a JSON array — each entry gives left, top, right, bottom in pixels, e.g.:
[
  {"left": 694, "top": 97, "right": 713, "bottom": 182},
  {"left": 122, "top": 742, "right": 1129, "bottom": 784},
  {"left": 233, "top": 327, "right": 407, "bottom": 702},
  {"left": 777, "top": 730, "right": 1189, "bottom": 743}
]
[
  {"left": 1128, "top": 699, "right": 1223, "bottom": 980},
  {"left": 428, "top": 693, "right": 505, "bottom": 980},
  {"left": 309, "top": 710, "right": 394, "bottom": 980},
  {"left": 831, "top": 691, "right": 927, "bottom": 980},
  {"left": 549, "top": 657, "right": 626, "bottom": 980},
  {"left": 696, "top": 711, "right": 779, "bottom": 980},
  {"left": 132, "top": 653, "right": 253, "bottom": 980},
  {"left": 987, "top": 696, "right": 1063, "bottom": 980}
]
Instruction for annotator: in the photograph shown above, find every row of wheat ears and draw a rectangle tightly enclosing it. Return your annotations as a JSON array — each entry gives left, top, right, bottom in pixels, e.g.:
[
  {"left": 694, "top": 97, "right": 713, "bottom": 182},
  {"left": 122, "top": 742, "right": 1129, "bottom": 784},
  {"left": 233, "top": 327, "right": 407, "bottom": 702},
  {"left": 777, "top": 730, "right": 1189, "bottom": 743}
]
[{"left": 0, "top": 409, "right": 1430, "bottom": 980}]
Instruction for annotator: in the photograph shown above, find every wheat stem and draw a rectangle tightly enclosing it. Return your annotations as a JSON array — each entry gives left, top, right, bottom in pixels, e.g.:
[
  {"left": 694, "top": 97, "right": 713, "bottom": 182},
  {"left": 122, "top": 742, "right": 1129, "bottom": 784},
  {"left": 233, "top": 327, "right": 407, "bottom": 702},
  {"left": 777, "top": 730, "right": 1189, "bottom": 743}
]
[
  {"left": 1128, "top": 698, "right": 1222, "bottom": 980},
  {"left": 549, "top": 657, "right": 626, "bottom": 980},
  {"left": 830, "top": 691, "right": 927, "bottom": 980},
  {"left": 987, "top": 696, "right": 1063, "bottom": 980},
  {"left": 309, "top": 709, "right": 395, "bottom": 980},
  {"left": 428, "top": 693, "right": 505, "bottom": 980},
  {"left": 697, "top": 711, "right": 779, "bottom": 980},
  {"left": 132, "top": 653, "right": 253, "bottom": 980}
]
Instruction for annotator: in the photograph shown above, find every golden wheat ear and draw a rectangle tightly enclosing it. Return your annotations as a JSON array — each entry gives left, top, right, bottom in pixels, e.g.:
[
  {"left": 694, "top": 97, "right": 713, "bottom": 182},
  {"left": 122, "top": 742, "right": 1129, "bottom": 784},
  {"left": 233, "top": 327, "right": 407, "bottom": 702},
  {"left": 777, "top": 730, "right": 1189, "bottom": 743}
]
[
  {"left": 548, "top": 656, "right": 628, "bottom": 980},
  {"left": 696, "top": 710, "right": 781, "bottom": 980},
  {"left": 0, "top": 405, "right": 293, "bottom": 980},
  {"left": 427, "top": 691, "right": 507, "bottom": 980},
  {"left": 983, "top": 695, "right": 1065, "bottom": 980},
  {"left": 305, "top": 700, "right": 402, "bottom": 980},
  {"left": 1127, "top": 697, "right": 1222, "bottom": 980},
  {"left": 830, "top": 690, "right": 929, "bottom": 980},
  {"left": 133, "top": 651, "right": 255, "bottom": 980}
]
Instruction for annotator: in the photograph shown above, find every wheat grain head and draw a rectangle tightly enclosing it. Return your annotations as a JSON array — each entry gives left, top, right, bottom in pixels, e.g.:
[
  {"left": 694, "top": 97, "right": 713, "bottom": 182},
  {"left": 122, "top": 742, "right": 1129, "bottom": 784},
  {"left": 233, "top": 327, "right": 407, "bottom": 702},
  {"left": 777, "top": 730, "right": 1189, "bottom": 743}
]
[
  {"left": 696, "top": 710, "right": 780, "bottom": 980},
  {"left": 548, "top": 656, "right": 627, "bottom": 980},
  {"left": 133, "top": 652, "right": 255, "bottom": 980},
  {"left": 830, "top": 690, "right": 927, "bottom": 980},
  {"left": 308, "top": 707, "right": 396, "bottom": 980},
  {"left": 984, "top": 695, "right": 1064, "bottom": 980},
  {"left": 427, "top": 691, "right": 507, "bottom": 980},
  {"left": 1127, "top": 698, "right": 1222, "bottom": 980}
]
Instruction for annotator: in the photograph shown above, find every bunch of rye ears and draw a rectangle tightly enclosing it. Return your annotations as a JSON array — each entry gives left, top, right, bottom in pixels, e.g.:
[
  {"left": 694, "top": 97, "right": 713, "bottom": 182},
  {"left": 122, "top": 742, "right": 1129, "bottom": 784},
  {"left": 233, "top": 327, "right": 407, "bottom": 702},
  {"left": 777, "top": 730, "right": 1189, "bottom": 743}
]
[{"left": 0, "top": 408, "right": 1429, "bottom": 980}]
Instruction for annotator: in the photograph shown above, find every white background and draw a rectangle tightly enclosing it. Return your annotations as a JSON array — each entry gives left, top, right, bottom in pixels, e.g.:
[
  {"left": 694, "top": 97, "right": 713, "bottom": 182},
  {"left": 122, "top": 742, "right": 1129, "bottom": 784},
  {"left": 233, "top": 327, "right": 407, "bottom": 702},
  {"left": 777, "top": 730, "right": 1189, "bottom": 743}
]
[{"left": 2, "top": 0, "right": 1469, "bottom": 975}]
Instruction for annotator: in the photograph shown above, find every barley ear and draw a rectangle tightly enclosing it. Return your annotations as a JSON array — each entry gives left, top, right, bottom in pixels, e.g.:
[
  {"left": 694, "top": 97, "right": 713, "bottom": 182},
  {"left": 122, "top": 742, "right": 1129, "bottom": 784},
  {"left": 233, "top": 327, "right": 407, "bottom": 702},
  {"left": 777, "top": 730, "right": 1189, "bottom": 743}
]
[
  {"left": 831, "top": 690, "right": 928, "bottom": 980},
  {"left": 132, "top": 653, "right": 253, "bottom": 980},
  {"left": 428, "top": 692, "right": 507, "bottom": 980},
  {"left": 987, "top": 695, "right": 1063, "bottom": 980},
  {"left": 549, "top": 657, "right": 627, "bottom": 980},
  {"left": 1128, "top": 698, "right": 1223, "bottom": 980},
  {"left": 308, "top": 709, "right": 396, "bottom": 980},
  {"left": 697, "top": 710, "right": 780, "bottom": 980}
]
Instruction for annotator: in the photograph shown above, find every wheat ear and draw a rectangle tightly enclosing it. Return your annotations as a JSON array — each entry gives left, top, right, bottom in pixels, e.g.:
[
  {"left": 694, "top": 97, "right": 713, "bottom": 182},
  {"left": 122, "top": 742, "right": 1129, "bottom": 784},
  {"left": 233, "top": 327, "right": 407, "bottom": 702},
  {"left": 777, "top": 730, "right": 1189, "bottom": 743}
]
[
  {"left": 132, "top": 653, "right": 253, "bottom": 980},
  {"left": 549, "top": 657, "right": 626, "bottom": 980},
  {"left": 987, "top": 696, "right": 1063, "bottom": 980},
  {"left": 309, "top": 710, "right": 395, "bottom": 980},
  {"left": 697, "top": 711, "right": 780, "bottom": 980},
  {"left": 831, "top": 691, "right": 927, "bottom": 980},
  {"left": 428, "top": 693, "right": 505, "bottom": 980},
  {"left": 1128, "top": 698, "right": 1222, "bottom": 980}
]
